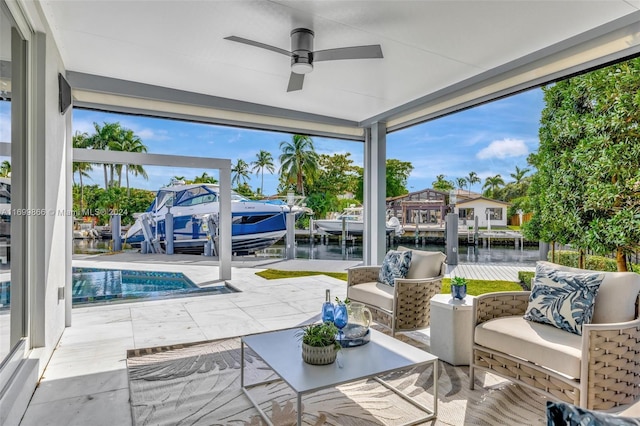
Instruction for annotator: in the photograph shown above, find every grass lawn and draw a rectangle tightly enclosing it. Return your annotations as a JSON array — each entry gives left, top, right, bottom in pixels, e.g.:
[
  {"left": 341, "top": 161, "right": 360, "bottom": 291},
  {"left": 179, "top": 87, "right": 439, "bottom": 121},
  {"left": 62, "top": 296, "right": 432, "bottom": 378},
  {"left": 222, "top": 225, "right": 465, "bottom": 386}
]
[
  {"left": 256, "top": 269, "right": 348, "bottom": 281},
  {"left": 255, "top": 270, "right": 523, "bottom": 295},
  {"left": 441, "top": 278, "right": 523, "bottom": 295}
]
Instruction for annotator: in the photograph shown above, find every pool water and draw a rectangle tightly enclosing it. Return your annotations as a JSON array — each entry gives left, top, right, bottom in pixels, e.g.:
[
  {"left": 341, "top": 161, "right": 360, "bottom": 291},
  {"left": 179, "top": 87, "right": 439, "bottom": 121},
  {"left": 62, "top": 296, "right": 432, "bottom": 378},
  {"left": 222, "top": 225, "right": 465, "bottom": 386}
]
[{"left": 72, "top": 267, "right": 236, "bottom": 304}]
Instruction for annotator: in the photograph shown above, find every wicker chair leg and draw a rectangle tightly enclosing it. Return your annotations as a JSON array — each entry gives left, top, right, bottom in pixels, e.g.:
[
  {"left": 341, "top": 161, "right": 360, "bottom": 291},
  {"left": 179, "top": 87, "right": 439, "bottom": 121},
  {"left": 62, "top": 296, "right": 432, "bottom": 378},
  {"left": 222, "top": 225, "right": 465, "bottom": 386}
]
[{"left": 469, "top": 361, "right": 475, "bottom": 390}]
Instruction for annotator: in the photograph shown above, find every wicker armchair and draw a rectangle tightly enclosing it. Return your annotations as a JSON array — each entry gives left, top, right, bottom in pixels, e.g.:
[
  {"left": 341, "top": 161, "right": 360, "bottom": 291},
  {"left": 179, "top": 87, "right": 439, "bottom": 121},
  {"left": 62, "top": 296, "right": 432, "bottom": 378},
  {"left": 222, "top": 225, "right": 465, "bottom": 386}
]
[
  {"left": 470, "top": 264, "right": 640, "bottom": 411},
  {"left": 347, "top": 248, "right": 446, "bottom": 336}
]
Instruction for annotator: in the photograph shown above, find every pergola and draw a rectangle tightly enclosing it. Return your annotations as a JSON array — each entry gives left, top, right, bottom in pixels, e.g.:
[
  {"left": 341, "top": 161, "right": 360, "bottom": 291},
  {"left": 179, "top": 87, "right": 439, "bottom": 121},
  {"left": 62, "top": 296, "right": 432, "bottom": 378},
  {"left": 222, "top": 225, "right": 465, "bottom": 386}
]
[{"left": 36, "top": 1, "right": 640, "bottom": 265}]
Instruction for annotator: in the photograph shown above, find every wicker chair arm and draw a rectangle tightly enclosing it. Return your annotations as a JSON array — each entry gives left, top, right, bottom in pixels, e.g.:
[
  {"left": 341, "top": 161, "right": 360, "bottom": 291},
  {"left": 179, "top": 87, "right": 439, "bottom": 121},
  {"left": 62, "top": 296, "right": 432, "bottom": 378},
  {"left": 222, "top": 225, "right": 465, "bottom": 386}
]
[
  {"left": 581, "top": 317, "right": 640, "bottom": 410},
  {"left": 347, "top": 266, "right": 381, "bottom": 287},
  {"left": 391, "top": 275, "right": 444, "bottom": 331},
  {"left": 473, "top": 291, "right": 531, "bottom": 325},
  {"left": 394, "top": 275, "right": 444, "bottom": 287}
]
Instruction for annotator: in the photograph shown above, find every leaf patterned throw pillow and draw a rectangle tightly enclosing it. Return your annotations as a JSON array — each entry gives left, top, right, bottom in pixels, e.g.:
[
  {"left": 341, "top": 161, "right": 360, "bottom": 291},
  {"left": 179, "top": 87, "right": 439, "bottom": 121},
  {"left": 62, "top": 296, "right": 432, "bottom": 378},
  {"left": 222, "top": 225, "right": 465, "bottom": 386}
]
[
  {"left": 546, "top": 401, "right": 640, "bottom": 425},
  {"left": 378, "top": 250, "right": 412, "bottom": 287},
  {"left": 523, "top": 263, "right": 605, "bottom": 335}
]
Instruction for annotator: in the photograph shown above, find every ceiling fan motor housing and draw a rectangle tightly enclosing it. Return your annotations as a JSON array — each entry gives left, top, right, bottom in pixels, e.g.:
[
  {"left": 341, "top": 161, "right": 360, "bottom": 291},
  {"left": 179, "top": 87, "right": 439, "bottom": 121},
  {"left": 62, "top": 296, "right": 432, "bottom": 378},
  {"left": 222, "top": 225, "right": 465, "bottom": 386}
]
[{"left": 290, "top": 28, "right": 314, "bottom": 74}]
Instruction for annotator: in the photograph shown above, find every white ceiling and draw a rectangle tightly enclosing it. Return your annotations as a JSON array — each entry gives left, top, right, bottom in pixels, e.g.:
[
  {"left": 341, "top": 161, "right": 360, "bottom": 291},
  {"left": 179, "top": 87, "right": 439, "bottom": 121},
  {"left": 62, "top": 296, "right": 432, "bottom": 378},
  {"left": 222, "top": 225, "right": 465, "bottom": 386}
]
[{"left": 35, "top": 0, "right": 640, "bottom": 137}]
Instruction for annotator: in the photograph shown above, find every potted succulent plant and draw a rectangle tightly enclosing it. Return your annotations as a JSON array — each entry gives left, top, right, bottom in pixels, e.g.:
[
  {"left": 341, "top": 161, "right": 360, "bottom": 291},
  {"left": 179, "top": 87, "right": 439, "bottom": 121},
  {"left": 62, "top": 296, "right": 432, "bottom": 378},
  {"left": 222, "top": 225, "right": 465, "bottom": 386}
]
[
  {"left": 451, "top": 276, "right": 468, "bottom": 300},
  {"left": 298, "top": 322, "right": 340, "bottom": 365}
]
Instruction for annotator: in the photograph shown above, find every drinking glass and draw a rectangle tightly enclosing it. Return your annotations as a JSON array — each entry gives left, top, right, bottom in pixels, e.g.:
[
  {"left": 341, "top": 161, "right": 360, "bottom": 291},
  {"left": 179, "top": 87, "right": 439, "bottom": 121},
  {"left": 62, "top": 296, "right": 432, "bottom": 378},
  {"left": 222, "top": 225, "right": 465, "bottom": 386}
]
[{"left": 333, "top": 303, "right": 348, "bottom": 344}]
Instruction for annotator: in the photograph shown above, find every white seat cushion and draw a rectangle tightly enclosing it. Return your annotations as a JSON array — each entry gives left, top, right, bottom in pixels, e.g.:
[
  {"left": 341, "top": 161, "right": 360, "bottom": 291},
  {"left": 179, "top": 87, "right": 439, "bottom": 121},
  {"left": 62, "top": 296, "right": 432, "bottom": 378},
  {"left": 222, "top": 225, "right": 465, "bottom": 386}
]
[
  {"left": 538, "top": 261, "right": 640, "bottom": 323},
  {"left": 397, "top": 246, "right": 445, "bottom": 279},
  {"left": 475, "top": 316, "right": 582, "bottom": 378},
  {"left": 347, "top": 281, "right": 394, "bottom": 312}
]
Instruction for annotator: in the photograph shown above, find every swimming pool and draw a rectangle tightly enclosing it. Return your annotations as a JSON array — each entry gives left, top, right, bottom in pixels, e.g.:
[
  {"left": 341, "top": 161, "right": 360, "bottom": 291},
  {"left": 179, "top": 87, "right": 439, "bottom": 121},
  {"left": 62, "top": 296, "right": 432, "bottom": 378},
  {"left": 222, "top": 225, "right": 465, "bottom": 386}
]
[{"left": 72, "top": 267, "right": 236, "bottom": 304}]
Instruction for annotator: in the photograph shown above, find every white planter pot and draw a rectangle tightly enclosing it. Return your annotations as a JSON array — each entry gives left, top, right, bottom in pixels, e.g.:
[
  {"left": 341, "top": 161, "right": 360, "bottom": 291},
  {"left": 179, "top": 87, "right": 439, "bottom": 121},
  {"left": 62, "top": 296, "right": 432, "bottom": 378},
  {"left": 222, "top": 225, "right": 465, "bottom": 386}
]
[{"left": 301, "top": 342, "right": 338, "bottom": 365}]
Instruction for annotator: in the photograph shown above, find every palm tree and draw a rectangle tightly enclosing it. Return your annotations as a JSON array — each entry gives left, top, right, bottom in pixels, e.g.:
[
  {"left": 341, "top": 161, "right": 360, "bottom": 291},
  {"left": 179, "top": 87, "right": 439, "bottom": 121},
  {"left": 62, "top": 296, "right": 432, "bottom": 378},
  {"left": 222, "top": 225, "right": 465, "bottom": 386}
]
[
  {"left": 0, "top": 160, "right": 11, "bottom": 178},
  {"left": 193, "top": 172, "right": 217, "bottom": 184},
  {"left": 251, "top": 150, "right": 275, "bottom": 196},
  {"left": 455, "top": 177, "right": 467, "bottom": 191},
  {"left": 432, "top": 174, "right": 454, "bottom": 192},
  {"left": 483, "top": 174, "right": 505, "bottom": 199},
  {"left": 72, "top": 132, "right": 93, "bottom": 210},
  {"left": 279, "top": 134, "right": 319, "bottom": 196},
  {"left": 510, "top": 165, "right": 530, "bottom": 184},
  {"left": 466, "top": 171, "right": 481, "bottom": 196},
  {"left": 231, "top": 159, "right": 250, "bottom": 187},
  {"left": 89, "top": 122, "right": 123, "bottom": 189},
  {"left": 118, "top": 129, "right": 148, "bottom": 195}
]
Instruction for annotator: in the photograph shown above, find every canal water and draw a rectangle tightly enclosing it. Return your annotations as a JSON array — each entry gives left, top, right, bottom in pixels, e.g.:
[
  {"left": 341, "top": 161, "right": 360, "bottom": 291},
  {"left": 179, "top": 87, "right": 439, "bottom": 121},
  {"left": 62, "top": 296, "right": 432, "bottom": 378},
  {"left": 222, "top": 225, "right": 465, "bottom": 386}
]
[{"left": 74, "top": 239, "right": 540, "bottom": 265}]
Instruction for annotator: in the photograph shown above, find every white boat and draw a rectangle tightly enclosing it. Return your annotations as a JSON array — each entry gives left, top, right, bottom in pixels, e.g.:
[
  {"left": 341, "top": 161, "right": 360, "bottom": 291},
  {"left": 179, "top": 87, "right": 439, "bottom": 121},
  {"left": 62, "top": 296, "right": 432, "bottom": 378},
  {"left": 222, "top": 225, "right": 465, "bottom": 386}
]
[
  {"left": 124, "top": 182, "right": 298, "bottom": 254},
  {"left": 314, "top": 206, "right": 403, "bottom": 236}
]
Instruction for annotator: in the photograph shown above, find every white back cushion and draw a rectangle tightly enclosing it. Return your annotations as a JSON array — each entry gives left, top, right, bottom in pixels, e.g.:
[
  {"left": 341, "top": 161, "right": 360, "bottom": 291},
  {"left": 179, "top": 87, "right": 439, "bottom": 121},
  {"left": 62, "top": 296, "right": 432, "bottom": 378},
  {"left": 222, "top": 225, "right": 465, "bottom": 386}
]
[
  {"left": 538, "top": 261, "right": 640, "bottom": 323},
  {"left": 397, "top": 246, "right": 446, "bottom": 279}
]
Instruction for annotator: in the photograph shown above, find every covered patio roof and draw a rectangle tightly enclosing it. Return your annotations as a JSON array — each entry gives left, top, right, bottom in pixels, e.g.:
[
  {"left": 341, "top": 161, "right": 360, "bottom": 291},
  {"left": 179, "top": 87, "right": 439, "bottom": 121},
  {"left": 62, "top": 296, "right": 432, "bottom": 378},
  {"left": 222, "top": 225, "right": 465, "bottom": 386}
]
[{"left": 29, "top": 0, "right": 640, "bottom": 140}]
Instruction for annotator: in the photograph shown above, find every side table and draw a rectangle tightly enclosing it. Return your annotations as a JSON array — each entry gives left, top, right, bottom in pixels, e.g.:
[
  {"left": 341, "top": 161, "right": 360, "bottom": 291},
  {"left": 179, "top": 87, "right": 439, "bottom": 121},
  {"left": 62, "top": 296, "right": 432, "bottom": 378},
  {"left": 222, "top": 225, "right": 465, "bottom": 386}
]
[{"left": 430, "top": 294, "right": 475, "bottom": 366}]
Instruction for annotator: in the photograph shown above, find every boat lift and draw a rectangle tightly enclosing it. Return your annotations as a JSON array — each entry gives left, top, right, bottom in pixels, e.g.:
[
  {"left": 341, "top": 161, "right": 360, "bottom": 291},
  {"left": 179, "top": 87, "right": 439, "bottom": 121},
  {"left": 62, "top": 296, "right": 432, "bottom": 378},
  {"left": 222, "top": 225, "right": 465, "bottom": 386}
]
[
  {"left": 201, "top": 213, "right": 218, "bottom": 256},
  {"left": 139, "top": 212, "right": 163, "bottom": 254}
]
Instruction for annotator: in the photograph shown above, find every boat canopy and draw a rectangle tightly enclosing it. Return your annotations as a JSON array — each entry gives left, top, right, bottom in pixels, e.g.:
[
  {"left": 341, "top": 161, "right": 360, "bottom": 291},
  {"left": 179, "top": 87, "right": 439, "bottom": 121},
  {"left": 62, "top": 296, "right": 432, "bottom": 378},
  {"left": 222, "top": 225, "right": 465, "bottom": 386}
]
[{"left": 146, "top": 184, "right": 257, "bottom": 212}]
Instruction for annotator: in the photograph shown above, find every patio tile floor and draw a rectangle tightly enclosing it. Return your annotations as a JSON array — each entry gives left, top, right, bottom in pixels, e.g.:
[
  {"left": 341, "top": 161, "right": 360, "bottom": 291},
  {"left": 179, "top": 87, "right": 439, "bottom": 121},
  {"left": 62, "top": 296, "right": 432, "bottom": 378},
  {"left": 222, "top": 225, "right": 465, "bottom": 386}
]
[
  {"left": 18, "top": 255, "right": 534, "bottom": 425},
  {"left": 19, "top": 257, "right": 349, "bottom": 426}
]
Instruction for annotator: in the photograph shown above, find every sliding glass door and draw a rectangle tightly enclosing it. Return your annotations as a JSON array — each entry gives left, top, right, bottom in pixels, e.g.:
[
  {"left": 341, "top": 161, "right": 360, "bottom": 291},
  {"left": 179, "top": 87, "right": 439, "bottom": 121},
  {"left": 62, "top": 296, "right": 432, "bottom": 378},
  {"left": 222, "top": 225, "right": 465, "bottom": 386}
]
[{"left": 0, "top": 2, "right": 26, "bottom": 369}]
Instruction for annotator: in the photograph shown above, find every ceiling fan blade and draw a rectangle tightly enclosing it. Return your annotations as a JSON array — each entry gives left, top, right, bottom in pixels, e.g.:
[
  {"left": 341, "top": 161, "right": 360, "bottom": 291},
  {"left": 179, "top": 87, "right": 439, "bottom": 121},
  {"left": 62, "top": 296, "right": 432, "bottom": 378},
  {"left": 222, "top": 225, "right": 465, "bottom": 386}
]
[
  {"left": 314, "top": 45, "right": 383, "bottom": 62},
  {"left": 287, "top": 72, "right": 304, "bottom": 92},
  {"left": 224, "top": 36, "right": 291, "bottom": 56}
]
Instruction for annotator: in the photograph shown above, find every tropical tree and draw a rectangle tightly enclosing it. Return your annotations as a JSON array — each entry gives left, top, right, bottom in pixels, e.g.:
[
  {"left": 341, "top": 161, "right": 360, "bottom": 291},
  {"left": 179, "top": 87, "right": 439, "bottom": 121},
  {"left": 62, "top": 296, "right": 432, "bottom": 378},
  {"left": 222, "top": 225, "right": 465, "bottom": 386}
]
[
  {"left": 231, "top": 159, "right": 251, "bottom": 187},
  {"left": 466, "top": 171, "right": 481, "bottom": 195},
  {"left": 88, "top": 122, "right": 123, "bottom": 189},
  {"left": 432, "top": 174, "right": 455, "bottom": 192},
  {"left": 0, "top": 160, "right": 10, "bottom": 178},
  {"left": 455, "top": 177, "right": 467, "bottom": 192},
  {"left": 279, "top": 134, "right": 319, "bottom": 196},
  {"left": 234, "top": 182, "right": 254, "bottom": 198},
  {"left": 482, "top": 174, "right": 505, "bottom": 199},
  {"left": 354, "top": 159, "right": 413, "bottom": 202},
  {"left": 510, "top": 165, "right": 531, "bottom": 184},
  {"left": 524, "top": 57, "right": 640, "bottom": 271},
  {"left": 307, "top": 153, "right": 359, "bottom": 196},
  {"left": 72, "top": 132, "right": 93, "bottom": 210},
  {"left": 385, "top": 159, "right": 413, "bottom": 198},
  {"left": 193, "top": 172, "right": 217, "bottom": 184},
  {"left": 251, "top": 150, "right": 275, "bottom": 196},
  {"left": 117, "top": 129, "right": 148, "bottom": 195}
]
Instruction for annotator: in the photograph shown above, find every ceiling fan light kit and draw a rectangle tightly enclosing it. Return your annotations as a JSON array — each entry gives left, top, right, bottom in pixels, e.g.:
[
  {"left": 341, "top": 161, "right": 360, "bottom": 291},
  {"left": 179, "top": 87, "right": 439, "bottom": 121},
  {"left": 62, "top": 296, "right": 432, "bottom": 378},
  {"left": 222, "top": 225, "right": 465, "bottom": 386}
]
[{"left": 225, "top": 27, "right": 383, "bottom": 91}]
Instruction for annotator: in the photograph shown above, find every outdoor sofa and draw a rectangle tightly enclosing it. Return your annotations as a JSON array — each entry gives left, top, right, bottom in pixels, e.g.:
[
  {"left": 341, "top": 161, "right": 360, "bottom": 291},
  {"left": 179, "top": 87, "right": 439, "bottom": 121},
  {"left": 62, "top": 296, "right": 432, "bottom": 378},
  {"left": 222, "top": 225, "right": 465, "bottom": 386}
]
[
  {"left": 346, "top": 246, "right": 446, "bottom": 336},
  {"left": 470, "top": 260, "right": 640, "bottom": 410}
]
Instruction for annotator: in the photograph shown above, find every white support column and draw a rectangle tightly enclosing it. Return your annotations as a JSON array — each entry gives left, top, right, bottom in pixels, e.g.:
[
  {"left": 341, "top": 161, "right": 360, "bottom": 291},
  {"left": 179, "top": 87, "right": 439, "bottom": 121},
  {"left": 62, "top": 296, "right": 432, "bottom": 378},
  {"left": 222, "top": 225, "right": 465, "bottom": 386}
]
[
  {"left": 218, "top": 164, "right": 232, "bottom": 281},
  {"left": 363, "top": 122, "right": 387, "bottom": 265}
]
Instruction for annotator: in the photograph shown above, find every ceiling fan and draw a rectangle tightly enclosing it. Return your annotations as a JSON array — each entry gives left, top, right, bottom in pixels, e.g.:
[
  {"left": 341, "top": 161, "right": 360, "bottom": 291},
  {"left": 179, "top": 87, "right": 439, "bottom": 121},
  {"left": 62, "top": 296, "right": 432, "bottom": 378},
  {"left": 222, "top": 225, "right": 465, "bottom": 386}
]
[{"left": 224, "top": 28, "right": 383, "bottom": 92}]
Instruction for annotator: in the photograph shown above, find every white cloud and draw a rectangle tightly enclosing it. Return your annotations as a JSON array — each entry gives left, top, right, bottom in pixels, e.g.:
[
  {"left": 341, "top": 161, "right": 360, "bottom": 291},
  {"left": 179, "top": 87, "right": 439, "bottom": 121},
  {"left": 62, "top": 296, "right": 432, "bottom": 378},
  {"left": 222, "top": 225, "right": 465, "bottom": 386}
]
[
  {"left": 135, "top": 128, "right": 169, "bottom": 141},
  {"left": 476, "top": 138, "right": 528, "bottom": 160},
  {"left": 0, "top": 112, "right": 10, "bottom": 143},
  {"left": 72, "top": 118, "right": 95, "bottom": 135}
]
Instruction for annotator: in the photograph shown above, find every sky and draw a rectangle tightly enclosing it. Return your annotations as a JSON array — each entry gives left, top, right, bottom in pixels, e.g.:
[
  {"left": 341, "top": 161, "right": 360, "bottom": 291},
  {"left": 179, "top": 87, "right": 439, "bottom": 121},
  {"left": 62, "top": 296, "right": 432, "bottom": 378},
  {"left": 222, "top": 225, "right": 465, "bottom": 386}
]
[{"left": 66, "top": 87, "right": 545, "bottom": 196}]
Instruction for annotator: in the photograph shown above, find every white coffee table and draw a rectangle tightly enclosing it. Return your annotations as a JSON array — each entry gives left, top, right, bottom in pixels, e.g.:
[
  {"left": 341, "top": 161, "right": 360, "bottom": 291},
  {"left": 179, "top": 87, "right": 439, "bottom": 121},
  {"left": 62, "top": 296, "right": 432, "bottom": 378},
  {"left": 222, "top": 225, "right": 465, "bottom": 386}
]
[{"left": 241, "top": 327, "right": 438, "bottom": 426}]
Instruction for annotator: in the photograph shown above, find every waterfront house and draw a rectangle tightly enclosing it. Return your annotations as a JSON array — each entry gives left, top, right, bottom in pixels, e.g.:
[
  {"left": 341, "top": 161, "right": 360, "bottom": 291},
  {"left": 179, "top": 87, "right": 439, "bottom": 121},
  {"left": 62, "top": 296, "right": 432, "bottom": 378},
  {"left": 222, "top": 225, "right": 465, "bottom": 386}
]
[
  {"left": 2, "top": 1, "right": 639, "bottom": 424},
  {"left": 455, "top": 197, "right": 510, "bottom": 228}
]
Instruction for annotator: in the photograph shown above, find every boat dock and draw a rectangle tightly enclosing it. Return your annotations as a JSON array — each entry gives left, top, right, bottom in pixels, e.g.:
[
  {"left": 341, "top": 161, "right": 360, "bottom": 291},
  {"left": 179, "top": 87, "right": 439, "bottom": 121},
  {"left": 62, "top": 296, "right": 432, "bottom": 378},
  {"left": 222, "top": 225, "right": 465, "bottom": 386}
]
[{"left": 297, "top": 224, "right": 531, "bottom": 248}]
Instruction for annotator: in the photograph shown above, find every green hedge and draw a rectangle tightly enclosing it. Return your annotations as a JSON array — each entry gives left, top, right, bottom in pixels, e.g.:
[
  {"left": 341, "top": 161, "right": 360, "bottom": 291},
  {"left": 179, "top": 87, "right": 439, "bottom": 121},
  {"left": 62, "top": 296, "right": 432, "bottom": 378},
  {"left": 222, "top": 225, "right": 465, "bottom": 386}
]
[
  {"left": 518, "top": 271, "right": 535, "bottom": 290},
  {"left": 547, "top": 251, "right": 639, "bottom": 272},
  {"left": 519, "top": 251, "right": 640, "bottom": 289}
]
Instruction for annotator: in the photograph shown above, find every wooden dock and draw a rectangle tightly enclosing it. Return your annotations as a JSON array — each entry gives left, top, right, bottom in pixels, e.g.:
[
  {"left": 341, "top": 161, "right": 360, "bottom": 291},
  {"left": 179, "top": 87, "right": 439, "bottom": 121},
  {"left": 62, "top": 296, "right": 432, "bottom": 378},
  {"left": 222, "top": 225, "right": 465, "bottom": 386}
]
[{"left": 445, "top": 264, "right": 535, "bottom": 282}]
